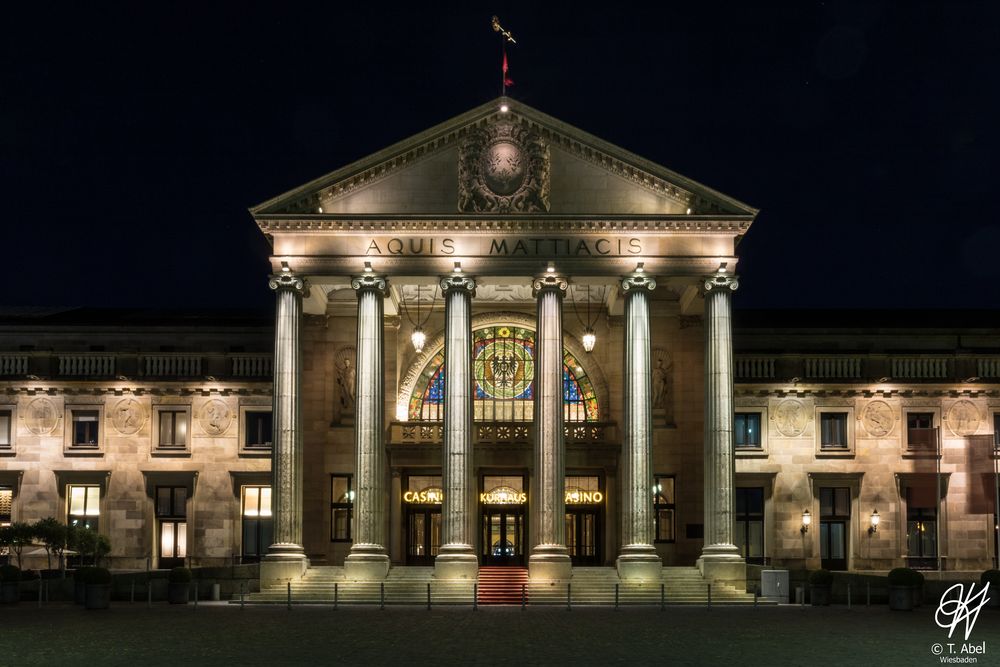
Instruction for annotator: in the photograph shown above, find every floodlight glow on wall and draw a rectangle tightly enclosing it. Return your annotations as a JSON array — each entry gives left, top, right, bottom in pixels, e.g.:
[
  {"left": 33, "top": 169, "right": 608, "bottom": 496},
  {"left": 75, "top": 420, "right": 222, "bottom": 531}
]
[
  {"left": 801, "top": 509, "right": 811, "bottom": 534},
  {"left": 869, "top": 509, "right": 880, "bottom": 535}
]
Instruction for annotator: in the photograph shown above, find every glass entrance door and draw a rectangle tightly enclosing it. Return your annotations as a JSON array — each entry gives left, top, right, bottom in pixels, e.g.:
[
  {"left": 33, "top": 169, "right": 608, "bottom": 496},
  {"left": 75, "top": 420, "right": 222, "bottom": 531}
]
[
  {"left": 565, "top": 509, "right": 600, "bottom": 565},
  {"left": 481, "top": 509, "right": 524, "bottom": 565},
  {"left": 820, "top": 487, "right": 850, "bottom": 571},
  {"left": 406, "top": 507, "right": 441, "bottom": 565}
]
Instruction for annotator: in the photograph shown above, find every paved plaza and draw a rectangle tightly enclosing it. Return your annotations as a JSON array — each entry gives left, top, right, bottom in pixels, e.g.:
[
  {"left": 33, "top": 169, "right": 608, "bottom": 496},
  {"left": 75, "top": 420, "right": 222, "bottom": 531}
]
[{"left": 2, "top": 603, "right": 996, "bottom": 666}]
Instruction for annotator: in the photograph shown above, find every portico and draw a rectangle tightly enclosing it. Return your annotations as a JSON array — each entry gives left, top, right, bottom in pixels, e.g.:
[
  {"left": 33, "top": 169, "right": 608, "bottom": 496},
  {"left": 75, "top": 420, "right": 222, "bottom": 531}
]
[{"left": 250, "top": 98, "right": 758, "bottom": 586}]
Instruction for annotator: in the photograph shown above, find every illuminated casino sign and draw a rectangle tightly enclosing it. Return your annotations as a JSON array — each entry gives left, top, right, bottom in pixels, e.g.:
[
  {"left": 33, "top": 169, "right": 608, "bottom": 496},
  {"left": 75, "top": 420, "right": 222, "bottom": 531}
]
[
  {"left": 479, "top": 486, "right": 527, "bottom": 505},
  {"left": 565, "top": 488, "right": 604, "bottom": 504},
  {"left": 403, "top": 488, "right": 443, "bottom": 504}
]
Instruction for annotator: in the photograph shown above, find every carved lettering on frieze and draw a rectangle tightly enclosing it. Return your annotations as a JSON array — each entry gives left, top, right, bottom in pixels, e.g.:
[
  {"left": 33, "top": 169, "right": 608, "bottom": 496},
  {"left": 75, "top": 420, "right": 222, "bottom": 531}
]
[{"left": 458, "top": 121, "right": 549, "bottom": 213}]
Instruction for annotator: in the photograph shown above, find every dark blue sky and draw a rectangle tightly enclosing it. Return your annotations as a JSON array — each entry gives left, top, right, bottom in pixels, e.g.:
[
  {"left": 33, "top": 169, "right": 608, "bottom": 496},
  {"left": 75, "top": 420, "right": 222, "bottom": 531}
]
[{"left": 3, "top": 2, "right": 997, "bottom": 311}]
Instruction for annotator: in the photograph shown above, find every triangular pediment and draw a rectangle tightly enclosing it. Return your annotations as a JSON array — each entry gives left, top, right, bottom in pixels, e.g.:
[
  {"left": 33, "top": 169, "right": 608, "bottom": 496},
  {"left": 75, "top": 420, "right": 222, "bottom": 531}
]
[{"left": 250, "top": 98, "right": 757, "bottom": 219}]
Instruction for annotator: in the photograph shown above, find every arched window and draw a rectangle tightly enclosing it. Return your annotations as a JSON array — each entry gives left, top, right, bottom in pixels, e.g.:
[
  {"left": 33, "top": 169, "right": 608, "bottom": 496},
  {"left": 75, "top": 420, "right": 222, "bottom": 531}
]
[{"left": 408, "top": 325, "right": 598, "bottom": 422}]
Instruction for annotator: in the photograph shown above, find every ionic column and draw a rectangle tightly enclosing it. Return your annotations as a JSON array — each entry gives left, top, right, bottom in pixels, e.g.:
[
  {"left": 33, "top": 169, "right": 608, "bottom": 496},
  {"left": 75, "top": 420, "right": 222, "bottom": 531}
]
[
  {"left": 434, "top": 272, "right": 479, "bottom": 580},
  {"left": 344, "top": 273, "right": 390, "bottom": 580},
  {"left": 529, "top": 273, "right": 572, "bottom": 580},
  {"left": 698, "top": 270, "right": 745, "bottom": 584},
  {"left": 616, "top": 271, "right": 662, "bottom": 581},
  {"left": 262, "top": 270, "right": 308, "bottom": 585}
]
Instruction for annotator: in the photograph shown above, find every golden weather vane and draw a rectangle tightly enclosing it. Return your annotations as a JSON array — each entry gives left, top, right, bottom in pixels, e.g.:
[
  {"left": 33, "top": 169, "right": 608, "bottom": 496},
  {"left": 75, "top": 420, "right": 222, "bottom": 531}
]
[{"left": 492, "top": 15, "right": 516, "bottom": 44}]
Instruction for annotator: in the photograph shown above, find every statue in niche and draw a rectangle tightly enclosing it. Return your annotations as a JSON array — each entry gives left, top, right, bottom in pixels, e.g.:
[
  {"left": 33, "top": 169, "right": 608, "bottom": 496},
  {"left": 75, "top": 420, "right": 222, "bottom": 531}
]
[
  {"left": 652, "top": 348, "right": 674, "bottom": 426},
  {"left": 334, "top": 347, "right": 357, "bottom": 423}
]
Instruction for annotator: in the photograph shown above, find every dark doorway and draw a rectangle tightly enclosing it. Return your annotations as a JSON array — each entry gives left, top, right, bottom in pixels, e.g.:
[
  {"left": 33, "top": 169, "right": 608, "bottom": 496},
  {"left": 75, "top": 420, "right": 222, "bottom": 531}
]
[
  {"left": 820, "top": 487, "right": 850, "bottom": 571},
  {"left": 565, "top": 509, "right": 600, "bottom": 565},
  {"left": 406, "top": 506, "right": 441, "bottom": 565},
  {"left": 481, "top": 509, "right": 524, "bottom": 566},
  {"left": 735, "top": 487, "right": 765, "bottom": 565}
]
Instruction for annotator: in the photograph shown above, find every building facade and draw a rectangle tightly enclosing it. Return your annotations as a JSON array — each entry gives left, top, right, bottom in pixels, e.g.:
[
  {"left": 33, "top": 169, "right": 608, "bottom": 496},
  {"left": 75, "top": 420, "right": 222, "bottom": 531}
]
[{"left": 1, "top": 100, "right": 997, "bottom": 586}]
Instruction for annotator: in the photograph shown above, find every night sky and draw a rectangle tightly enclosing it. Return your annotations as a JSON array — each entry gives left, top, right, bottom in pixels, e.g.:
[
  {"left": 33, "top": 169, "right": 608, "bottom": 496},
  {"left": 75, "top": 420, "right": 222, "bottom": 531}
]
[{"left": 4, "top": 2, "right": 998, "bottom": 312}]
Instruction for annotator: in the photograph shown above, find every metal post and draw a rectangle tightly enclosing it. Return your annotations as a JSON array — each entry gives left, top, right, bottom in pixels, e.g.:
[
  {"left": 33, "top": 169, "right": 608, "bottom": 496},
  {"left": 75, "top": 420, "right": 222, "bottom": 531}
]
[
  {"left": 473, "top": 583, "right": 478, "bottom": 611},
  {"left": 754, "top": 587, "right": 758, "bottom": 609},
  {"left": 37, "top": 580, "right": 42, "bottom": 608},
  {"left": 334, "top": 582, "right": 338, "bottom": 610},
  {"left": 286, "top": 581, "right": 291, "bottom": 610},
  {"left": 614, "top": 583, "right": 619, "bottom": 610},
  {"left": 240, "top": 581, "right": 245, "bottom": 610},
  {"left": 521, "top": 583, "right": 526, "bottom": 611},
  {"left": 380, "top": 582, "right": 385, "bottom": 610},
  {"left": 707, "top": 583, "right": 711, "bottom": 611},
  {"left": 866, "top": 581, "right": 870, "bottom": 607},
  {"left": 936, "top": 426, "right": 942, "bottom": 573},
  {"left": 994, "top": 436, "right": 999, "bottom": 569},
  {"left": 566, "top": 582, "right": 571, "bottom": 612},
  {"left": 847, "top": 583, "right": 851, "bottom": 609},
  {"left": 426, "top": 582, "right": 431, "bottom": 611},
  {"left": 194, "top": 582, "right": 199, "bottom": 610},
  {"left": 147, "top": 582, "right": 152, "bottom": 608},
  {"left": 661, "top": 583, "right": 665, "bottom": 611},
  {"left": 130, "top": 581, "right": 135, "bottom": 604}
]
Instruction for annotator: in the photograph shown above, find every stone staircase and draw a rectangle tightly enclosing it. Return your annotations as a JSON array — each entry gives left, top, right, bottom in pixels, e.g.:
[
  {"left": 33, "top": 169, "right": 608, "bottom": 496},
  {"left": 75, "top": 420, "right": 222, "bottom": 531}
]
[{"left": 240, "top": 565, "right": 762, "bottom": 606}]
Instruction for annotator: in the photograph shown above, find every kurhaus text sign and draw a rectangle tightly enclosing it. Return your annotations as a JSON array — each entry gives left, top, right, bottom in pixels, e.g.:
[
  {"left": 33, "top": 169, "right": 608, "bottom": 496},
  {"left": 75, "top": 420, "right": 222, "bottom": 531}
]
[{"left": 362, "top": 236, "right": 643, "bottom": 257}]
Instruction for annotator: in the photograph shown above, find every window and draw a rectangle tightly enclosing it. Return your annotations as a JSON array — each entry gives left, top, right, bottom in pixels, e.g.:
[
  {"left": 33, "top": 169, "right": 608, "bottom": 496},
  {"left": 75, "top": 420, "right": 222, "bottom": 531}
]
[
  {"left": 72, "top": 410, "right": 100, "bottom": 448},
  {"left": 68, "top": 485, "right": 100, "bottom": 531},
  {"left": 820, "top": 413, "right": 848, "bottom": 449},
  {"left": 734, "top": 413, "right": 761, "bottom": 448},
  {"left": 330, "top": 475, "right": 353, "bottom": 542},
  {"left": 906, "top": 411, "right": 938, "bottom": 452},
  {"left": 156, "top": 487, "right": 187, "bottom": 567},
  {"left": 654, "top": 476, "right": 675, "bottom": 542},
  {"left": 0, "top": 487, "right": 12, "bottom": 527},
  {"left": 819, "top": 487, "right": 851, "bottom": 571},
  {"left": 735, "top": 487, "right": 764, "bottom": 564},
  {"left": 244, "top": 410, "right": 273, "bottom": 450},
  {"left": 155, "top": 408, "right": 189, "bottom": 450},
  {"left": 0, "top": 408, "right": 12, "bottom": 452},
  {"left": 241, "top": 486, "right": 272, "bottom": 562}
]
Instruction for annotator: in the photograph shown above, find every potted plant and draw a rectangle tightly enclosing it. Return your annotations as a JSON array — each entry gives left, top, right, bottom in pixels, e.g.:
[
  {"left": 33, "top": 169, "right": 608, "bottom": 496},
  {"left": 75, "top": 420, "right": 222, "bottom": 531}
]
[
  {"left": 888, "top": 567, "right": 924, "bottom": 611},
  {"left": 33, "top": 517, "right": 67, "bottom": 577},
  {"left": 0, "top": 564, "right": 21, "bottom": 604},
  {"left": 84, "top": 566, "right": 112, "bottom": 610},
  {"left": 168, "top": 567, "right": 192, "bottom": 604},
  {"left": 2, "top": 523, "right": 35, "bottom": 571},
  {"left": 809, "top": 569, "right": 833, "bottom": 606},
  {"left": 73, "top": 566, "right": 94, "bottom": 605},
  {"left": 981, "top": 570, "right": 1000, "bottom": 608}
]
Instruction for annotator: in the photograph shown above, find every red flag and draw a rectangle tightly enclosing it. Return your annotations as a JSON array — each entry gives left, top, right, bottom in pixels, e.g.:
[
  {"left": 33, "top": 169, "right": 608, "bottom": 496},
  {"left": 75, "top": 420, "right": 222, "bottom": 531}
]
[{"left": 503, "top": 49, "right": 514, "bottom": 87}]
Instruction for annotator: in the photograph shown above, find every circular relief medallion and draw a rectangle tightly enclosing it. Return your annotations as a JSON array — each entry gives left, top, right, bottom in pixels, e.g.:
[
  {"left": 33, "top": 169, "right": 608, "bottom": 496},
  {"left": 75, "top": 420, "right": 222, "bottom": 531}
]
[
  {"left": 946, "top": 400, "right": 980, "bottom": 437},
  {"left": 25, "top": 397, "right": 58, "bottom": 435},
  {"left": 199, "top": 399, "right": 232, "bottom": 436},
  {"left": 482, "top": 141, "right": 525, "bottom": 196},
  {"left": 774, "top": 399, "right": 808, "bottom": 437},
  {"left": 861, "top": 400, "right": 895, "bottom": 437},
  {"left": 111, "top": 398, "right": 145, "bottom": 435},
  {"left": 474, "top": 338, "right": 534, "bottom": 400}
]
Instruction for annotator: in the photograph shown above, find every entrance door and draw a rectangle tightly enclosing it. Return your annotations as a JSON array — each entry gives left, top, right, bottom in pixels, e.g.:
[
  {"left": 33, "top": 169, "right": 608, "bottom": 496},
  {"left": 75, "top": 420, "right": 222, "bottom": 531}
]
[
  {"left": 565, "top": 509, "right": 600, "bottom": 565},
  {"left": 820, "top": 487, "right": 850, "bottom": 571},
  {"left": 406, "top": 507, "right": 441, "bottom": 565},
  {"left": 735, "top": 487, "right": 765, "bottom": 565},
  {"left": 482, "top": 509, "right": 524, "bottom": 565}
]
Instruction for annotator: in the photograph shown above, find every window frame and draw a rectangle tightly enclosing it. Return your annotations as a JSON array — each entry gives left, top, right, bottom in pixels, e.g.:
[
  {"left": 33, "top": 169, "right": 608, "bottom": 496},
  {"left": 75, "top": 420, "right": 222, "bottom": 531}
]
[
  {"left": 0, "top": 485, "right": 13, "bottom": 527},
  {"left": 653, "top": 475, "right": 676, "bottom": 544},
  {"left": 240, "top": 485, "right": 273, "bottom": 563},
  {"left": 239, "top": 405, "right": 273, "bottom": 456},
  {"left": 63, "top": 404, "right": 105, "bottom": 455},
  {"left": 0, "top": 404, "right": 16, "bottom": 456},
  {"left": 152, "top": 404, "right": 192, "bottom": 455},
  {"left": 814, "top": 406, "right": 855, "bottom": 457},
  {"left": 902, "top": 406, "right": 941, "bottom": 454},
  {"left": 330, "top": 474, "right": 354, "bottom": 543},
  {"left": 734, "top": 406, "right": 768, "bottom": 457},
  {"left": 67, "top": 484, "right": 101, "bottom": 531}
]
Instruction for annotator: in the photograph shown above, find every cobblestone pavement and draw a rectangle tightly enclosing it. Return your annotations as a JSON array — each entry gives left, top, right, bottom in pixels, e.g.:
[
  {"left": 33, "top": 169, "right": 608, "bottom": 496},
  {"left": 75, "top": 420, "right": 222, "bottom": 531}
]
[{"left": 1, "top": 603, "right": 997, "bottom": 666}]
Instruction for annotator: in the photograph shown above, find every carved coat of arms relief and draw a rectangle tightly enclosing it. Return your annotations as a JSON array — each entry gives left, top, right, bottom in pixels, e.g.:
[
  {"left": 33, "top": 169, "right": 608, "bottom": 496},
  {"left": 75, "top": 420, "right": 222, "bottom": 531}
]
[{"left": 458, "top": 121, "right": 550, "bottom": 213}]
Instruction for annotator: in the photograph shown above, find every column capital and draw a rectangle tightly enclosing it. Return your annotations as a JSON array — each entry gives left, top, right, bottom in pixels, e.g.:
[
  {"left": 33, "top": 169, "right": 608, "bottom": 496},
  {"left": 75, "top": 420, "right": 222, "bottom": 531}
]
[
  {"left": 268, "top": 271, "right": 305, "bottom": 294},
  {"left": 703, "top": 272, "right": 739, "bottom": 293},
  {"left": 439, "top": 272, "right": 477, "bottom": 296},
  {"left": 351, "top": 273, "right": 388, "bottom": 294},
  {"left": 621, "top": 272, "right": 656, "bottom": 293},
  {"left": 531, "top": 274, "right": 568, "bottom": 297}
]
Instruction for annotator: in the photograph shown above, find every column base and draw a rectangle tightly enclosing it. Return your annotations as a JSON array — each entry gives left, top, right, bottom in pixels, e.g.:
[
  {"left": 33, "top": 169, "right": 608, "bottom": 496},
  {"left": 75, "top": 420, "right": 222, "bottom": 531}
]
[
  {"left": 616, "top": 544, "right": 662, "bottom": 581},
  {"left": 528, "top": 545, "right": 572, "bottom": 581},
  {"left": 697, "top": 544, "right": 746, "bottom": 587},
  {"left": 260, "top": 544, "right": 308, "bottom": 588},
  {"left": 434, "top": 544, "right": 479, "bottom": 580},
  {"left": 344, "top": 544, "right": 390, "bottom": 581}
]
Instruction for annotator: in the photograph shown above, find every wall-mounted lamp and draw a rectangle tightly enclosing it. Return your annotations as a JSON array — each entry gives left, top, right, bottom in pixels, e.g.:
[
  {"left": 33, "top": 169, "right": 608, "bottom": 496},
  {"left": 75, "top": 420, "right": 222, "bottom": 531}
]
[
  {"left": 317, "top": 206, "right": 323, "bottom": 213},
  {"left": 281, "top": 260, "right": 290, "bottom": 273},
  {"left": 876, "top": 376, "right": 891, "bottom": 383},
  {"left": 546, "top": 263, "right": 555, "bottom": 274},
  {"left": 718, "top": 262, "right": 728, "bottom": 274},
  {"left": 800, "top": 509, "right": 811, "bottom": 534},
  {"left": 635, "top": 262, "right": 645, "bottom": 274},
  {"left": 868, "top": 509, "right": 880, "bottom": 535},
  {"left": 363, "top": 261, "right": 373, "bottom": 273},
  {"left": 453, "top": 261, "right": 462, "bottom": 273}
]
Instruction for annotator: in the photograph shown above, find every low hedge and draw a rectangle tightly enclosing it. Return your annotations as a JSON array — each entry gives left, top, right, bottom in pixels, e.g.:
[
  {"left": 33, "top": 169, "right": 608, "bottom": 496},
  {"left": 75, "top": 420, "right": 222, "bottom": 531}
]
[
  {"left": 808, "top": 569, "right": 834, "bottom": 586},
  {"left": 0, "top": 565, "right": 21, "bottom": 583},
  {"left": 981, "top": 570, "right": 1000, "bottom": 588}
]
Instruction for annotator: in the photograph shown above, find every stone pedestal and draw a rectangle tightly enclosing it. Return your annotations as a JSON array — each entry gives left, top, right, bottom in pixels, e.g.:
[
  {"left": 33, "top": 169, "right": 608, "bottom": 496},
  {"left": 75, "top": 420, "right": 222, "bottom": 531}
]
[
  {"left": 528, "top": 274, "right": 572, "bottom": 581},
  {"left": 616, "top": 271, "right": 662, "bottom": 581},
  {"left": 344, "top": 273, "right": 390, "bottom": 580},
  {"left": 698, "top": 270, "right": 745, "bottom": 583},
  {"left": 434, "top": 273, "right": 480, "bottom": 581}
]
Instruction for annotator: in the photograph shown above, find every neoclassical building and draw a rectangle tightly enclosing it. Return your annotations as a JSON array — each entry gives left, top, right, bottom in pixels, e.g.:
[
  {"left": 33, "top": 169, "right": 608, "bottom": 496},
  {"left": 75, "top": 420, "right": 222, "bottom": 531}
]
[{"left": 1, "top": 99, "right": 997, "bottom": 590}]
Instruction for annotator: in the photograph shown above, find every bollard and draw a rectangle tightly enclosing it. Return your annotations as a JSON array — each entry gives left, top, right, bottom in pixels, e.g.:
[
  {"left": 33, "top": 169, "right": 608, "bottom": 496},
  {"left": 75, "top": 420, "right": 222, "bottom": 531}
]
[
  {"left": 800, "top": 586, "right": 805, "bottom": 608},
  {"left": 131, "top": 581, "right": 135, "bottom": 604},
  {"left": 707, "top": 583, "right": 711, "bottom": 611},
  {"left": 847, "top": 583, "right": 851, "bottom": 610},
  {"left": 334, "top": 582, "right": 338, "bottom": 610},
  {"left": 754, "top": 587, "right": 758, "bottom": 609},
  {"left": 147, "top": 583, "right": 152, "bottom": 608},
  {"left": 566, "top": 582, "right": 571, "bottom": 612},
  {"left": 240, "top": 581, "right": 245, "bottom": 610},
  {"left": 473, "top": 583, "right": 478, "bottom": 612},
  {"left": 380, "top": 582, "right": 385, "bottom": 610},
  {"left": 194, "top": 582, "right": 199, "bottom": 610},
  {"left": 661, "top": 583, "right": 665, "bottom": 611},
  {"left": 866, "top": 581, "right": 870, "bottom": 607},
  {"left": 427, "top": 582, "right": 431, "bottom": 611},
  {"left": 286, "top": 581, "right": 291, "bottom": 610},
  {"left": 614, "top": 583, "right": 619, "bottom": 610},
  {"left": 37, "top": 580, "right": 42, "bottom": 608},
  {"left": 521, "top": 583, "right": 526, "bottom": 611}
]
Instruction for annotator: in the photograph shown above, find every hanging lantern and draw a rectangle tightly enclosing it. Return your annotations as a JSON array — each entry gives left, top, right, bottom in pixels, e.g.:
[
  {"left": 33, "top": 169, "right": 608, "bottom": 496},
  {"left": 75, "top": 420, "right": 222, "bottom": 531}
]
[
  {"left": 582, "top": 328, "right": 596, "bottom": 353},
  {"left": 411, "top": 327, "right": 426, "bottom": 354}
]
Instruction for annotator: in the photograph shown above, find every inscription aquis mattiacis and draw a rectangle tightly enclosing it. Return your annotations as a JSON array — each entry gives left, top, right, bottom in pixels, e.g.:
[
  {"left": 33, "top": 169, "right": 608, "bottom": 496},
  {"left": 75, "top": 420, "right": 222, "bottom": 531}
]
[{"left": 362, "top": 237, "right": 643, "bottom": 257}]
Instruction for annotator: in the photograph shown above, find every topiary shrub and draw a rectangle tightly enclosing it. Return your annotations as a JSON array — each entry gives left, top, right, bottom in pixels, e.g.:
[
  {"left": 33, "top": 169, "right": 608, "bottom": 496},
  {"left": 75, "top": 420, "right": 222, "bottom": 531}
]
[
  {"left": 809, "top": 569, "right": 834, "bottom": 586},
  {"left": 0, "top": 565, "right": 21, "bottom": 583},
  {"left": 168, "top": 567, "right": 192, "bottom": 584},
  {"left": 981, "top": 569, "right": 1000, "bottom": 587},
  {"left": 888, "top": 567, "right": 924, "bottom": 588},
  {"left": 87, "top": 567, "right": 112, "bottom": 586}
]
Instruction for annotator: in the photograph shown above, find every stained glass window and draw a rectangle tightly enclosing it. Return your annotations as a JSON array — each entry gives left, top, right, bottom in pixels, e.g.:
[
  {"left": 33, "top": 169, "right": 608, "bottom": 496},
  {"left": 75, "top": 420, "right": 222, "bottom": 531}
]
[{"left": 409, "top": 325, "right": 598, "bottom": 422}]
